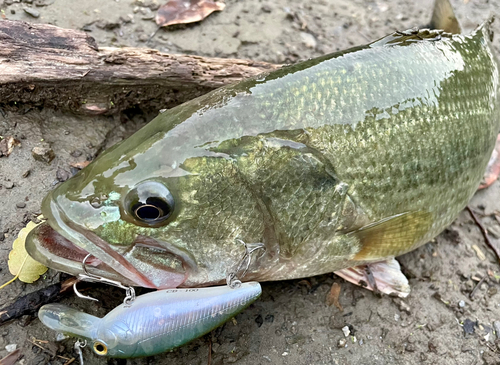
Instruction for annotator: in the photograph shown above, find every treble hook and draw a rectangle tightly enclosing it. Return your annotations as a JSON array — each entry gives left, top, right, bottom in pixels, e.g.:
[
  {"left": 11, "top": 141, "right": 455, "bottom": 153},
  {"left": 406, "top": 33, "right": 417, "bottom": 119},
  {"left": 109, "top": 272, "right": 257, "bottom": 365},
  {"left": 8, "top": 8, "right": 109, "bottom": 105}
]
[
  {"left": 74, "top": 339, "right": 86, "bottom": 365},
  {"left": 73, "top": 254, "right": 136, "bottom": 304},
  {"left": 226, "top": 240, "right": 265, "bottom": 289}
]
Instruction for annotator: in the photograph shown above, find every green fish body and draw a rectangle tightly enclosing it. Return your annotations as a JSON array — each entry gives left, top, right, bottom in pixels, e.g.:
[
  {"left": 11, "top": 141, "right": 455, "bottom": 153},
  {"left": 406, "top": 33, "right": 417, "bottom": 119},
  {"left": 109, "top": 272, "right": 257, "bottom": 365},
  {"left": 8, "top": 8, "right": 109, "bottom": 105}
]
[{"left": 27, "top": 23, "right": 500, "bottom": 289}]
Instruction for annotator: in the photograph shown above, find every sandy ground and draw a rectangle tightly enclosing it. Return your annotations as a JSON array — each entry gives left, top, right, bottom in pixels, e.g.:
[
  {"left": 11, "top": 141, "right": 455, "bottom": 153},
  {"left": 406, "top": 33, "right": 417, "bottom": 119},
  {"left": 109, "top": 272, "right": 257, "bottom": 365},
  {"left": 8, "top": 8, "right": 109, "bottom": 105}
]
[{"left": 1, "top": 0, "right": 500, "bottom": 364}]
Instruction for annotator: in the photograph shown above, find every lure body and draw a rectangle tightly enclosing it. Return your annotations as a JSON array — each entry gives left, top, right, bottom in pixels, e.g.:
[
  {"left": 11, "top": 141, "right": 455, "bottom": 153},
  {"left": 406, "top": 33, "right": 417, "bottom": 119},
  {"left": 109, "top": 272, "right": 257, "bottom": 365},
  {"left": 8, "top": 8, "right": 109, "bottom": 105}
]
[{"left": 38, "top": 282, "right": 262, "bottom": 358}]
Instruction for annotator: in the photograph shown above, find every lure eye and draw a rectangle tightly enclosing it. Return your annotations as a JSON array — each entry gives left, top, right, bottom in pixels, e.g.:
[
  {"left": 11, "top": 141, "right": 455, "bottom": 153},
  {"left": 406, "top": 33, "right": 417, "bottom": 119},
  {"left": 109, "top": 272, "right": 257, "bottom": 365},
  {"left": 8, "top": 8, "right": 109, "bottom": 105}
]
[
  {"left": 125, "top": 181, "right": 175, "bottom": 226},
  {"left": 93, "top": 341, "right": 108, "bottom": 356}
]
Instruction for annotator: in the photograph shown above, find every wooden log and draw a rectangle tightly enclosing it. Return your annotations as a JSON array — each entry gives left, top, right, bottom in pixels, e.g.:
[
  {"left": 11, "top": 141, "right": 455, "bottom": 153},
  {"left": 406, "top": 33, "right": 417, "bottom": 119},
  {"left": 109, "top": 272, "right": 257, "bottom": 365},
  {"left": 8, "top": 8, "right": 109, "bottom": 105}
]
[{"left": 0, "top": 20, "right": 280, "bottom": 115}]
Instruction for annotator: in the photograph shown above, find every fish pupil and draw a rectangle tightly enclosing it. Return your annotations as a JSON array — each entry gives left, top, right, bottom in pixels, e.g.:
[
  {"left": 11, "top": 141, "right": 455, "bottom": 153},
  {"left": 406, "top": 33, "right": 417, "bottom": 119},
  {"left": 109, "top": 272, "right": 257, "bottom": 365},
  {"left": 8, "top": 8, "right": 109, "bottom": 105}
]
[{"left": 133, "top": 197, "right": 171, "bottom": 222}]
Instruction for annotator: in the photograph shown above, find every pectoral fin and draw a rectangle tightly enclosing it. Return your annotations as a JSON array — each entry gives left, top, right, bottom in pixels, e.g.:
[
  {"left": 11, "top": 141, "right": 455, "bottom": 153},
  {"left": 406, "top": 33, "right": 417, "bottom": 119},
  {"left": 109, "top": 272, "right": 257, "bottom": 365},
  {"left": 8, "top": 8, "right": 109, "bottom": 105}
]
[{"left": 350, "top": 211, "right": 432, "bottom": 261}]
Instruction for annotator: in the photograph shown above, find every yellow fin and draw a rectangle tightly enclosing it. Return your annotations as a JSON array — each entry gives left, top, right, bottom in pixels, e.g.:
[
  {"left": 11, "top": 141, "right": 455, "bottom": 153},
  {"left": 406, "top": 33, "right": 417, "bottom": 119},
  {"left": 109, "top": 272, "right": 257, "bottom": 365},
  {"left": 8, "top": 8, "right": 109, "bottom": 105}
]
[
  {"left": 350, "top": 211, "right": 432, "bottom": 261},
  {"left": 429, "top": 0, "right": 461, "bottom": 34}
]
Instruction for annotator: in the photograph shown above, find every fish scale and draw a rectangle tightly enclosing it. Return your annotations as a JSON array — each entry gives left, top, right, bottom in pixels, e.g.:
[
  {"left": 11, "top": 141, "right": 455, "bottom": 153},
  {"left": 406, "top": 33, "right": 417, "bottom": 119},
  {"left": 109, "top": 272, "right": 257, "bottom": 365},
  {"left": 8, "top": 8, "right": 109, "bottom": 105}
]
[{"left": 27, "top": 22, "right": 500, "bottom": 288}]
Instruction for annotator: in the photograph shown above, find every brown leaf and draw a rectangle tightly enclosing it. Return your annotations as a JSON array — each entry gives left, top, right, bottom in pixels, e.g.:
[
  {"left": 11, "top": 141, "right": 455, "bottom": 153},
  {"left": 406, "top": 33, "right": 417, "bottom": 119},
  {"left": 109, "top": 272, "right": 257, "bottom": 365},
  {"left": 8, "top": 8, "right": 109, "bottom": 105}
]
[
  {"left": 0, "top": 349, "right": 21, "bottom": 365},
  {"left": 70, "top": 160, "right": 91, "bottom": 169},
  {"left": 326, "top": 282, "right": 343, "bottom": 311},
  {"left": 0, "top": 136, "right": 21, "bottom": 157},
  {"left": 156, "top": 0, "right": 225, "bottom": 27}
]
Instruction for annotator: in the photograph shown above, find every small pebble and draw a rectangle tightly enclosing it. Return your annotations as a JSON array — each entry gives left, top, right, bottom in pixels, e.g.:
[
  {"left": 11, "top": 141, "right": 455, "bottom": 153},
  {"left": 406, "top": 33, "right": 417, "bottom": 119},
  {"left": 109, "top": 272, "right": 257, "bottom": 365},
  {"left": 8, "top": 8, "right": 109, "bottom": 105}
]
[
  {"left": 458, "top": 300, "right": 465, "bottom": 308},
  {"left": 5, "top": 344, "right": 17, "bottom": 352},
  {"left": 138, "top": 33, "right": 149, "bottom": 42},
  {"left": 393, "top": 298, "right": 411, "bottom": 314},
  {"left": 70, "top": 150, "right": 83, "bottom": 158},
  {"left": 23, "top": 7, "right": 40, "bottom": 18},
  {"left": 300, "top": 31, "right": 317, "bottom": 49},
  {"left": 463, "top": 318, "right": 476, "bottom": 335},
  {"left": 342, "top": 325, "right": 350, "bottom": 337},
  {"left": 261, "top": 5, "right": 272, "bottom": 12},
  {"left": 406, "top": 343, "right": 415, "bottom": 352},
  {"left": 16, "top": 202, "right": 26, "bottom": 209},
  {"left": 32, "top": 146, "right": 55, "bottom": 164},
  {"left": 487, "top": 225, "right": 500, "bottom": 238},
  {"left": 56, "top": 168, "right": 71, "bottom": 182}
]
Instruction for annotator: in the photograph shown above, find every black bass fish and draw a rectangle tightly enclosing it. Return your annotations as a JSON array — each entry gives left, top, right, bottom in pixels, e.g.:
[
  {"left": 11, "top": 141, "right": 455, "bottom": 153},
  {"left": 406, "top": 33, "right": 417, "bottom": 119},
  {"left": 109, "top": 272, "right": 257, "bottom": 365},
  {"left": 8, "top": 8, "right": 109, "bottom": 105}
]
[{"left": 26, "top": 7, "right": 500, "bottom": 295}]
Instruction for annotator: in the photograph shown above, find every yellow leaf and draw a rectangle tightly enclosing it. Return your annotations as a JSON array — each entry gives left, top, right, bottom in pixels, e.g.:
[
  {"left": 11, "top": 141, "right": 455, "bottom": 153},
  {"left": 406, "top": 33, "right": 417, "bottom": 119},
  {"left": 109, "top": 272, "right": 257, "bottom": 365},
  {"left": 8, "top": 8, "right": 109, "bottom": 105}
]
[{"left": 7, "top": 220, "right": 48, "bottom": 284}]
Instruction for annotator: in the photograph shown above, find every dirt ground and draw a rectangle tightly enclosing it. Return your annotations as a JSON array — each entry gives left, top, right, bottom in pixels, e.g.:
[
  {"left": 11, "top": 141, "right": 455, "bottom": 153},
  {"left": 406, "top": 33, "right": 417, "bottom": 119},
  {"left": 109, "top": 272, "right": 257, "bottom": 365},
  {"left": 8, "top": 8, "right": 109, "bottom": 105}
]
[{"left": 1, "top": 0, "right": 500, "bottom": 364}]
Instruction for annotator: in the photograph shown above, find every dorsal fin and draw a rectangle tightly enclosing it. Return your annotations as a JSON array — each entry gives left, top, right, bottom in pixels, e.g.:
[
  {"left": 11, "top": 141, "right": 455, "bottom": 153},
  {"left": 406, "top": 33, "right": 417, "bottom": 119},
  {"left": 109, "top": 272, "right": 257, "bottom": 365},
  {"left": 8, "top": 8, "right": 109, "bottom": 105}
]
[{"left": 430, "top": 0, "right": 461, "bottom": 34}]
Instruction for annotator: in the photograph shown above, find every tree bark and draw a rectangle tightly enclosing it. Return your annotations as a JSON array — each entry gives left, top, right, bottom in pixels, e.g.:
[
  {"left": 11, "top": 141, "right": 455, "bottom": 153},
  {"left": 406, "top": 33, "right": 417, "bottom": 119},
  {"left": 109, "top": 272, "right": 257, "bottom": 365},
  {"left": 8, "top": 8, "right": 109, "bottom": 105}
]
[{"left": 0, "top": 20, "right": 280, "bottom": 115}]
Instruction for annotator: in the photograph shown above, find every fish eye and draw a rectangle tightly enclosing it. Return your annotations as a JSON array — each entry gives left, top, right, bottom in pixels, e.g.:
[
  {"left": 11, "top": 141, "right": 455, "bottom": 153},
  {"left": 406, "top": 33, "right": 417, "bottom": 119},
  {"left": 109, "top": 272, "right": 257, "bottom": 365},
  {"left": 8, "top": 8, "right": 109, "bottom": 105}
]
[
  {"left": 124, "top": 181, "right": 175, "bottom": 226},
  {"left": 93, "top": 341, "right": 108, "bottom": 356}
]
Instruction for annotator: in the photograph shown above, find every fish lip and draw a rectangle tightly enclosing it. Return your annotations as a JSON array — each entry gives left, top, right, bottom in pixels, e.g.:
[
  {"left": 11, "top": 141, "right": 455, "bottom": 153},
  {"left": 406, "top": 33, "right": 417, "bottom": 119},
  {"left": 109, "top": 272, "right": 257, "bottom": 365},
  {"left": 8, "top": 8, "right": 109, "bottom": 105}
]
[
  {"left": 28, "top": 191, "right": 188, "bottom": 289},
  {"left": 26, "top": 222, "right": 142, "bottom": 287}
]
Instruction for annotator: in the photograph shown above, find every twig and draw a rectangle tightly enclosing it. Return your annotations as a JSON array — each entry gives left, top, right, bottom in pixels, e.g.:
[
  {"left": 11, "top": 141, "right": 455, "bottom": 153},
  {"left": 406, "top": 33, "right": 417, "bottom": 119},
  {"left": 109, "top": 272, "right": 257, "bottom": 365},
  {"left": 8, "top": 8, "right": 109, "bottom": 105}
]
[
  {"left": 29, "top": 340, "right": 49, "bottom": 352},
  {"left": 29, "top": 340, "right": 72, "bottom": 361},
  {"left": 63, "top": 358, "right": 76, "bottom": 365},
  {"left": 31, "top": 338, "right": 49, "bottom": 344},
  {"left": 466, "top": 206, "right": 500, "bottom": 263},
  {"left": 469, "top": 276, "right": 486, "bottom": 299},
  {"left": 0, "top": 276, "right": 78, "bottom": 325}
]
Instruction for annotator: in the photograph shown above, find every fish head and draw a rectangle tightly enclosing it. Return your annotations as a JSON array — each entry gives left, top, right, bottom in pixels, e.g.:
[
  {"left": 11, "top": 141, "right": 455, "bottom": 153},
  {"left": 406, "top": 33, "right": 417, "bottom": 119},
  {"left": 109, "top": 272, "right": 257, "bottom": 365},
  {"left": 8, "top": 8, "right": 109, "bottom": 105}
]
[{"left": 26, "top": 108, "right": 266, "bottom": 289}]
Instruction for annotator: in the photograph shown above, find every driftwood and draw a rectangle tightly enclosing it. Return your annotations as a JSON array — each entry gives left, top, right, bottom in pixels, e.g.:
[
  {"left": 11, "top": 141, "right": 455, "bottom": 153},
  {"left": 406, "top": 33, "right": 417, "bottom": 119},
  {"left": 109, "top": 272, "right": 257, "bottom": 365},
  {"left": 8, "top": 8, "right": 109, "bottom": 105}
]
[
  {"left": 0, "top": 277, "right": 77, "bottom": 325},
  {"left": 0, "top": 20, "right": 280, "bottom": 115}
]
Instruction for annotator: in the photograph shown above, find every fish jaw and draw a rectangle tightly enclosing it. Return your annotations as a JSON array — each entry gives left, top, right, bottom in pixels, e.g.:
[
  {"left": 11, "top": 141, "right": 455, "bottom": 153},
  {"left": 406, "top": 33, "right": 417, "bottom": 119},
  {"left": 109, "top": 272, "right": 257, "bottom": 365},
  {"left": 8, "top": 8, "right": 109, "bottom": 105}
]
[{"left": 25, "top": 192, "right": 189, "bottom": 289}]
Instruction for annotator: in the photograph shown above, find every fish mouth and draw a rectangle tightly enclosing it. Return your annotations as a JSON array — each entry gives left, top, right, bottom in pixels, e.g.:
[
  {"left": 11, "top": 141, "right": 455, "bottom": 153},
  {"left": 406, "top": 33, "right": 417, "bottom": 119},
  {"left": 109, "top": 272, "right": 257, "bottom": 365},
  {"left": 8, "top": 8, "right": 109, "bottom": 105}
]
[{"left": 26, "top": 194, "right": 192, "bottom": 289}]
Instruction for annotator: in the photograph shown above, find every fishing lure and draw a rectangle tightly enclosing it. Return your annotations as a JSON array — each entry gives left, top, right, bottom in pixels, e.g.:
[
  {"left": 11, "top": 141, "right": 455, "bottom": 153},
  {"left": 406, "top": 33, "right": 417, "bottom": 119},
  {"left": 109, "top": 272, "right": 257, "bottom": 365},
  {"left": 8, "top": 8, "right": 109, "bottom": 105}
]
[{"left": 38, "top": 282, "right": 261, "bottom": 358}]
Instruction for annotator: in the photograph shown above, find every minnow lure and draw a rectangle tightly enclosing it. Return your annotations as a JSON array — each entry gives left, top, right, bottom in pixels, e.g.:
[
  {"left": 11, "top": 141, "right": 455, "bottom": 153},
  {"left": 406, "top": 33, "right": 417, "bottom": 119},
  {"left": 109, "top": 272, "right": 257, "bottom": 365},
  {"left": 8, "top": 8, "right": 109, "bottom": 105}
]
[{"left": 38, "top": 282, "right": 261, "bottom": 358}]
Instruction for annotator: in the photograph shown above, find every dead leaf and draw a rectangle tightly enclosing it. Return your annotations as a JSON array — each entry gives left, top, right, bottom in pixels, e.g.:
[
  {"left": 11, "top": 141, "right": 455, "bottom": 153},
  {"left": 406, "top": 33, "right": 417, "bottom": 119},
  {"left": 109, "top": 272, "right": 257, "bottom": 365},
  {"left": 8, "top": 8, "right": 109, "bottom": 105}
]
[
  {"left": 70, "top": 160, "right": 91, "bottom": 170},
  {"left": 156, "top": 0, "right": 225, "bottom": 27},
  {"left": 0, "top": 349, "right": 21, "bottom": 365},
  {"left": 326, "top": 282, "right": 343, "bottom": 311},
  {"left": 0, "top": 136, "right": 21, "bottom": 157},
  {"left": 2, "top": 218, "right": 47, "bottom": 287}
]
